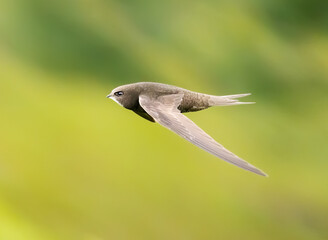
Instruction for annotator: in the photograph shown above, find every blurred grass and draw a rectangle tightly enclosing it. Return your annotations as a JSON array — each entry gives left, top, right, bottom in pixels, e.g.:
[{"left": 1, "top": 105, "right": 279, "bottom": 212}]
[{"left": 0, "top": 0, "right": 328, "bottom": 239}]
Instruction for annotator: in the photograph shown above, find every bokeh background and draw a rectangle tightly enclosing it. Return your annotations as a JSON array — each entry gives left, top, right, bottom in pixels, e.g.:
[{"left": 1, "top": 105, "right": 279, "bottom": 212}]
[{"left": 1, "top": 0, "right": 328, "bottom": 239}]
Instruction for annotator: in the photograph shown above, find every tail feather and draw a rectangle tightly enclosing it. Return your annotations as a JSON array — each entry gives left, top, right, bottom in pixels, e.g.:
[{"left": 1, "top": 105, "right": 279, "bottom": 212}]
[{"left": 209, "top": 93, "right": 255, "bottom": 106}]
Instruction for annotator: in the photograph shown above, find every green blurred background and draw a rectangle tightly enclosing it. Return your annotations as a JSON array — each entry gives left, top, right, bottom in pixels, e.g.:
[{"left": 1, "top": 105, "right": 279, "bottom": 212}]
[{"left": 1, "top": 0, "right": 328, "bottom": 239}]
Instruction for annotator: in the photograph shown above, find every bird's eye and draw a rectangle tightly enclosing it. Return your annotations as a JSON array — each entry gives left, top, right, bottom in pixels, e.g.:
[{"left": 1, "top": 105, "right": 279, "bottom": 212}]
[{"left": 114, "top": 91, "right": 124, "bottom": 96}]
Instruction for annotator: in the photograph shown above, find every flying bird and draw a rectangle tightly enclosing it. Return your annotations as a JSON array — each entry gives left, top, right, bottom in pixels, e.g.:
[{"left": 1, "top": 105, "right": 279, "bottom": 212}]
[{"left": 107, "top": 82, "right": 267, "bottom": 176}]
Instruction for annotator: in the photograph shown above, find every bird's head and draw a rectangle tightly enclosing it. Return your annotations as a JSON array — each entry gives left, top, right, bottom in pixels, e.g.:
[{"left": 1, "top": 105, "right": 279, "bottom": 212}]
[{"left": 107, "top": 84, "right": 140, "bottom": 109}]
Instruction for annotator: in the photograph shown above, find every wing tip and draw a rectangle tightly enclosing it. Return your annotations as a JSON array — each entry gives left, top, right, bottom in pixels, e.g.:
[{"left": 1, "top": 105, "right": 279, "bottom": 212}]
[
  {"left": 252, "top": 168, "right": 269, "bottom": 177},
  {"left": 258, "top": 171, "right": 269, "bottom": 177}
]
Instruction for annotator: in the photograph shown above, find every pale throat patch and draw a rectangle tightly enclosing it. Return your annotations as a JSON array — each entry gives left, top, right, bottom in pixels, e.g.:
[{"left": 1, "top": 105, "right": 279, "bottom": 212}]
[{"left": 110, "top": 97, "right": 123, "bottom": 106}]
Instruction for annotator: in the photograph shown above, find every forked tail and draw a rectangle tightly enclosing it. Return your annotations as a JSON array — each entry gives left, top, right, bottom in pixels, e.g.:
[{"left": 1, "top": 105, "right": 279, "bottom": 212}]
[{"left": 209, "top": 93, "right": 255, "bottom": 106}]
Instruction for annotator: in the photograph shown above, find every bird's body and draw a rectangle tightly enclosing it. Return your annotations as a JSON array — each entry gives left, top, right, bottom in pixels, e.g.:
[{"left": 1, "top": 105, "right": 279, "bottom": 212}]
[{"left": 107, "top": 82, "right": 267, "bottom": 176}]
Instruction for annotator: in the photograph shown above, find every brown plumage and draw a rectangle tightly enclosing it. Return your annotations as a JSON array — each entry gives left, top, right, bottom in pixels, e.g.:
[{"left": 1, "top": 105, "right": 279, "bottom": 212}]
[{"left": 107, "top": 82, "right": 267, "bottom": 176}]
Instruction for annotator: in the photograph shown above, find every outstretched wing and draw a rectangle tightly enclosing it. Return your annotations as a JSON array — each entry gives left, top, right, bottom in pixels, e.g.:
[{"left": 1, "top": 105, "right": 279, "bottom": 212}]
[{"left": 139, "top": 93, "right": 267, "bottom": 176}]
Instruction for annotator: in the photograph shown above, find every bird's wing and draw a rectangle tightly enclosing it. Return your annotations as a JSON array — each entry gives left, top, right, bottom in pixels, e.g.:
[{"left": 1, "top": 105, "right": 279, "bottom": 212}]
[{"left": 139, "top": 93, "right": 267, "bottom": 176}]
